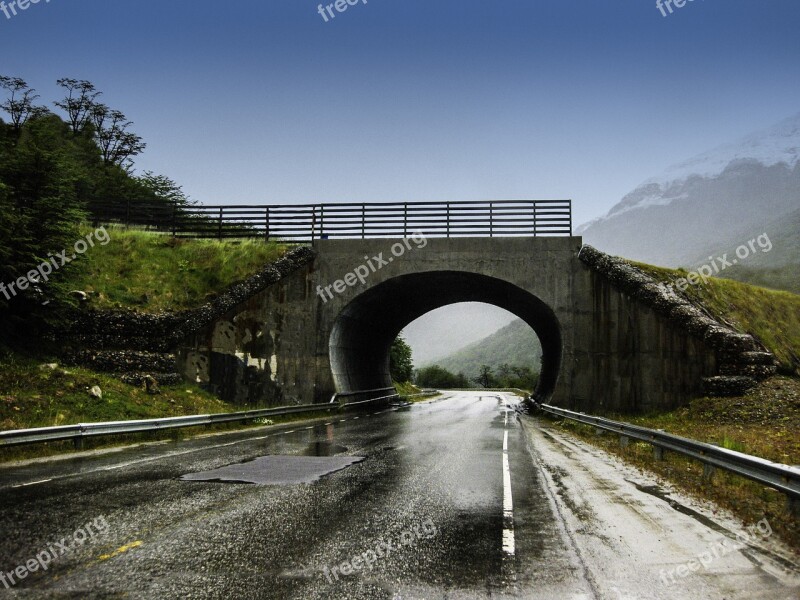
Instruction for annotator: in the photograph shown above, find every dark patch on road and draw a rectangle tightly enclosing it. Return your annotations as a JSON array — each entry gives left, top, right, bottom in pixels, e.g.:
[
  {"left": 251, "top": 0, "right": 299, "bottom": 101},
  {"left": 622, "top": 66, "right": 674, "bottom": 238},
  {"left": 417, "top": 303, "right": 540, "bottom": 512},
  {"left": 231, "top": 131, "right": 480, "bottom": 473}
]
[{"left": 179, "top": 455, "right": 364, "bottom": 485}]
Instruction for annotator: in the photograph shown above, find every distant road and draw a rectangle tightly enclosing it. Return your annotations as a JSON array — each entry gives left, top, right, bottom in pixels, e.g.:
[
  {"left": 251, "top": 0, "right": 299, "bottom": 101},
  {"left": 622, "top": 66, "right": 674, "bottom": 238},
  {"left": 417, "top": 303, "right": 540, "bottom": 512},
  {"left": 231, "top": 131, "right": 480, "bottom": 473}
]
[{"left": 0, "top": 393, "right": 797, "bottom": 598}]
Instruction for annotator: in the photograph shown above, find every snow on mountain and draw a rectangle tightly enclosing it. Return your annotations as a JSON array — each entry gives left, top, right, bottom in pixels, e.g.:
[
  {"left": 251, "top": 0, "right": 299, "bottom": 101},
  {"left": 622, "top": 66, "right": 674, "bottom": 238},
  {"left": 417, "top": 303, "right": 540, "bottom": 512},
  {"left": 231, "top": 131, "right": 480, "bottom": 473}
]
[
  {"left": 645, "top": 112, "right": 800, "bottom": 188},
  {"left": 589, "top": 112, "right": 800, "bottom": 224},
  {"left": 578, "top": 112, "right": 800, "bottom": 268}
]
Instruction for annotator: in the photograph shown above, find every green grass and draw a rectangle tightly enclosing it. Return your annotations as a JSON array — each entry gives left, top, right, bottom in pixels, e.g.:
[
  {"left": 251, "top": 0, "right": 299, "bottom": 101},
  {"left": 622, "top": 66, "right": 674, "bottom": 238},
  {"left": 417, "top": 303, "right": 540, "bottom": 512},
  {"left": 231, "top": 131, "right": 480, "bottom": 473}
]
[
  {"left": 0, "top": 354, "right": 233, "bottom": 432},
  {"left": 68, "top": 226, "right": 288, "bottom": 312},
  {"left": 0, "top": 352, "right": 351, "bottom": 462},
  {"left": 631, "top": 261, "right": 800, "bottom": 375},
  {"left": 393, "top": 381, "right": 440, "bottom": 402}
]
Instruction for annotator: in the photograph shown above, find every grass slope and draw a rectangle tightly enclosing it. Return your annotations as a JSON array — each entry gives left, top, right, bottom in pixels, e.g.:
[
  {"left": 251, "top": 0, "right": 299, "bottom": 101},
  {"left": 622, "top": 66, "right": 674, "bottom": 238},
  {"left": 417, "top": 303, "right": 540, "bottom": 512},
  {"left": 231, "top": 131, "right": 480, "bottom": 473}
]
[
  {"left": 427, "top": 318, "right": 542, "bottom": 377},
  {"left": 632, "top": 261, "right": 800, "bottom": 375},
  {"left": 0, "top": 355, "right": 230, "bottom": 432},
  {"left": 68, "top": 226, "right": 287, "bottom": 312}
]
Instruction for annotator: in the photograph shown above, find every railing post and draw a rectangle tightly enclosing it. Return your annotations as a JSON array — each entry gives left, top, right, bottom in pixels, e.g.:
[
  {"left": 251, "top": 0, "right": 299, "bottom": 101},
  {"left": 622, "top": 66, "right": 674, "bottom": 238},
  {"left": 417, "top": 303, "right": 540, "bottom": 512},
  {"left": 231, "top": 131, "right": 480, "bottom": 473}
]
[
  {"left": 320, "top": 204, "right": 325, "bottom": 240},
  {"left": 403, "top": 203, "right": 408, "bottom": 237},
  {"left": 489, "top": 202, "right": 494, "bottom": 237},
  {"left": 446, "top": 202, "right": 451, "bottom": 238},
  {"left": 532, "top": 201, "right": 538, "bottom": 237},
  {"left": 171, "top": 203, "right": 177, "bottom": 237},
  {"left": 265, "top": 207, "right": 270, "bottom": 241},
  {"left": 218, "top": 207, "right": 223, "bottom": 240},
  {"left": 361, "top": 204, "right": 366, "bottom": 239},
  {"left": 569, "top": 199, "right": 573, "bottom": 234}
]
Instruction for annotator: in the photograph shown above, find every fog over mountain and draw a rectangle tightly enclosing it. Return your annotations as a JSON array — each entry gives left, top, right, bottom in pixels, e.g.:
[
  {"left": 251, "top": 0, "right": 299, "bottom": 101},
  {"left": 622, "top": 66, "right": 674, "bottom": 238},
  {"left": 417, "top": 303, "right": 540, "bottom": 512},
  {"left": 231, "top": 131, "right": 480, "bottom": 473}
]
[
  {"left": 402, "top": 303, "right": 517, "bottom": 366},
  {"left": 579, "top": 113, "right": 800, "bottom": 269},
  {"left": 423, "top": 318, "right": 542, "bottom": 378}
]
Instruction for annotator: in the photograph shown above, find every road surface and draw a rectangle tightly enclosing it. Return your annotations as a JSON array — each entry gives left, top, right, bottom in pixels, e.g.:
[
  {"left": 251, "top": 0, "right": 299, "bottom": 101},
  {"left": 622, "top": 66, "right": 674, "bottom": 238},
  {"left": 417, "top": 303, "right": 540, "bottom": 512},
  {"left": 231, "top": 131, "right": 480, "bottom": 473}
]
[{"left": 0, "top": 392, "right": 798, "bottom": 598}]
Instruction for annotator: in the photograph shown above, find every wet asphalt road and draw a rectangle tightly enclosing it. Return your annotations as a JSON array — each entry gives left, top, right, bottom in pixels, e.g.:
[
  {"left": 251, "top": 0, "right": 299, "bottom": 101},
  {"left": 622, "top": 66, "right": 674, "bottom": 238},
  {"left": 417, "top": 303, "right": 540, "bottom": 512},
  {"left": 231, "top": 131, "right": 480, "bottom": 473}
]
[{"left": 0, "top": 392, "right": 798, "bottom": 599}]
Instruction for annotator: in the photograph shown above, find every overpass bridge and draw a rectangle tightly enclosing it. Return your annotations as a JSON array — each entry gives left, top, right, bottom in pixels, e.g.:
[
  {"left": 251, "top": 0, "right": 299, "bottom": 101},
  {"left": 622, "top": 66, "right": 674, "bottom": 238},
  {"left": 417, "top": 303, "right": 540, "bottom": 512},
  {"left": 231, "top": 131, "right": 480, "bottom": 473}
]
[{"left": 172, "top": 200, "right": 769, "bottom": 413}]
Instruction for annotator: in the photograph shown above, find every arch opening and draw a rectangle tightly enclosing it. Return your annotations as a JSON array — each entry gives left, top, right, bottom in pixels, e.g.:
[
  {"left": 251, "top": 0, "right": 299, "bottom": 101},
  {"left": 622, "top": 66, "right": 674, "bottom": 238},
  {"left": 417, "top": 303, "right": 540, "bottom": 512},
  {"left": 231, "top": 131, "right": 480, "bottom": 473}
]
[{"left": 329, "top": 271, "right": 562, "bottom": 401}]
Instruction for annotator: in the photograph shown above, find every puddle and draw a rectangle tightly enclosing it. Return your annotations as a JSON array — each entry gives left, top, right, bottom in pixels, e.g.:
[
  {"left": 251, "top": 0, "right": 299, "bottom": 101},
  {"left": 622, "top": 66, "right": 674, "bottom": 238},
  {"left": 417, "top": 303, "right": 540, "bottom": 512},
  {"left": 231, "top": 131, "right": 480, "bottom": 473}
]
[
  {"left": 180, "top": 455, "right": 364, "bottom": 485},
  {"left": 303, "top": 440, "right": 348, "bottom": 457}
]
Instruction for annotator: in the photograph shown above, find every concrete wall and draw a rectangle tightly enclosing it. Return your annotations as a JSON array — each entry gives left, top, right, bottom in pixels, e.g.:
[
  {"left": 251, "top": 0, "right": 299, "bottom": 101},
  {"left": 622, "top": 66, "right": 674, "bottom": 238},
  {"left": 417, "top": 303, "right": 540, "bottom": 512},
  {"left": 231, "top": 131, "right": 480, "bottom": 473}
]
[{"left": 176, "top": 236, "right": 728, "bottom": 413}]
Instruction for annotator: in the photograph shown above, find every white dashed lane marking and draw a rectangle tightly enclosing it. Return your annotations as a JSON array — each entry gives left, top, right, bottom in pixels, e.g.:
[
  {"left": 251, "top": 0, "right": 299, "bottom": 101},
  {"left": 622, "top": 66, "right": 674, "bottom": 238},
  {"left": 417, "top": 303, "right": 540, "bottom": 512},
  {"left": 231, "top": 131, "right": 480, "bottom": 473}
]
[{"left": 502, "top": 409, "right": 515, "bottom": 556}]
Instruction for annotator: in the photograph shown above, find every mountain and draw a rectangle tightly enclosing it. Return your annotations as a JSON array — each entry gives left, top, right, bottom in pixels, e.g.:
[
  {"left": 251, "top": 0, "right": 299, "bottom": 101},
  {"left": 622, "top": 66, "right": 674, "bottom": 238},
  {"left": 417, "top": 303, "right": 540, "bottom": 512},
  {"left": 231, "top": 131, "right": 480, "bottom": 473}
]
[
  {"left": 710, "top": 207, "right": 800, "bottom": 294},
  {"left": 579, "top": 113, "right": 800, "bottom": 278},
  {"left": 423, "top": 318, "right": 542, "bottom": 377},
  {"left": 402, "top": 303, "right": 517, "bottom": 365}
]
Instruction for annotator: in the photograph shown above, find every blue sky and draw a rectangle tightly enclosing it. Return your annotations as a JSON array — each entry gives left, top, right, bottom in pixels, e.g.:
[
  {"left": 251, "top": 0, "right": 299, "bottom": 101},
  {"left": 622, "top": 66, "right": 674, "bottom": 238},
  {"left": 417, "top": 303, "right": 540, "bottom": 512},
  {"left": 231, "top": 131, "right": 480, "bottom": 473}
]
[{"left": 1, "top": 0, "right": 798, "bottom": 226}]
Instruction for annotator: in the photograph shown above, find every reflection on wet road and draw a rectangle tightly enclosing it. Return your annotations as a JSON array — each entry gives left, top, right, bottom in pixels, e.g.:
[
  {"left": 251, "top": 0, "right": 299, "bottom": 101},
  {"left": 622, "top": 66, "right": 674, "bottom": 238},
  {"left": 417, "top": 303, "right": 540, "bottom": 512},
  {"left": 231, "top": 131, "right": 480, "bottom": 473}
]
[{"left": 0, "top": 392, "right": 798, "bottom": 599}]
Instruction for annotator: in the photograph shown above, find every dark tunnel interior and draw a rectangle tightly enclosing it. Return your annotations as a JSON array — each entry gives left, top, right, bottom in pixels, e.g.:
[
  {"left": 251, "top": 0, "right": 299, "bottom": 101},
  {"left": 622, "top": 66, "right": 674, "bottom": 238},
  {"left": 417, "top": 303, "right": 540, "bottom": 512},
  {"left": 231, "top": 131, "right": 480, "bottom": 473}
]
[{"left": 329, "top": 271, "right": 562, "bottom": 400}]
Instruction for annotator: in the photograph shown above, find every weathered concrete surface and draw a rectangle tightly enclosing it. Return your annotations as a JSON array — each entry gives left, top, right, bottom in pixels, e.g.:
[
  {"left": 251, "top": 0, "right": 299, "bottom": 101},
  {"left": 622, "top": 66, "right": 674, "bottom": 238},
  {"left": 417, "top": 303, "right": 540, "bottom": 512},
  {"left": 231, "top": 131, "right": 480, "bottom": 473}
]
[{"left": 175, "top": 236, "right": 767, "bottom": 413}]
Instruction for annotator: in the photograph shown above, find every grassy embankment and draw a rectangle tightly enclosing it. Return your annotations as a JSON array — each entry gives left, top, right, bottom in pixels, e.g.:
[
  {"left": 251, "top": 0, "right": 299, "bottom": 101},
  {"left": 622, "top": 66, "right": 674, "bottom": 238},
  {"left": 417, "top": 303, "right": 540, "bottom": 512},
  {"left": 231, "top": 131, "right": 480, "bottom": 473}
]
[
  {"left": 549, "top": 264, "right": 800, "bottom": 550},
  {"left": 0, "top": 228, "right": 321, "bottom": 460},
  {"left": 69, "top": 226, "right": 286, "bottom": 311}
]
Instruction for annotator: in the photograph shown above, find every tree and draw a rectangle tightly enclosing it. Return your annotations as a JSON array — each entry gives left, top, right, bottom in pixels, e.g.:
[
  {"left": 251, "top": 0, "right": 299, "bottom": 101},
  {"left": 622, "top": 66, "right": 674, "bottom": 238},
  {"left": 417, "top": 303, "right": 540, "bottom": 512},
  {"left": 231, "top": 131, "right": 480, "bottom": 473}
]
[
  {"left": 54, "top": 78, "right": 100, "bottom": 133},
  {"left": 137, "top": 171, "right": 193, "bottom": 207},
  {"left": 389, "top": 335, "right": 413, "bottom": 382},
  {"left": 90, "top": 104, "right": 145, "bottom": 169},
  {"left": 0, "top": 112, "right": 89, "bottom": 346},
  {"left": 474, "top": 364, "right": 495, "bottom": 388},
  {"left": 0, "top": 76, "right": 45, "bottom": 133},
  {"left": 415, "top": 365, "right": 471, "bottom": 389}
]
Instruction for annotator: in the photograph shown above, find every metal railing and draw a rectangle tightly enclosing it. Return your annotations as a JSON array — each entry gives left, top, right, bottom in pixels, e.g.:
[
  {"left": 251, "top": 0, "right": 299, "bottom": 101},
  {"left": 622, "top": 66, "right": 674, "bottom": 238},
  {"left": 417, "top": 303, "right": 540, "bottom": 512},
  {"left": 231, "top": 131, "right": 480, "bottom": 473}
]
[
  {"left": 0, "top": 394, "right": 398, "bottom": 449},
  {"left": 90, "top": 199, "right": 573, "bottom": 241},
  {"left": 329, "top": 387, "right": 399, "bottom": 406},
  {"left": 538, "top": 404, "right": 800, "bottom": 503}
]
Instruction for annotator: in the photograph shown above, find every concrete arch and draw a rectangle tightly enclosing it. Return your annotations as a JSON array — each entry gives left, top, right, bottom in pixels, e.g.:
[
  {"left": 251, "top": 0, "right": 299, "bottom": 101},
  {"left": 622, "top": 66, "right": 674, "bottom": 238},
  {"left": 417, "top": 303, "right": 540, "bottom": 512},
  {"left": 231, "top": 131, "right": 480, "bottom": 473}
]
[{"left": 329, "top": 271, "right": 562, "bottom": 400}]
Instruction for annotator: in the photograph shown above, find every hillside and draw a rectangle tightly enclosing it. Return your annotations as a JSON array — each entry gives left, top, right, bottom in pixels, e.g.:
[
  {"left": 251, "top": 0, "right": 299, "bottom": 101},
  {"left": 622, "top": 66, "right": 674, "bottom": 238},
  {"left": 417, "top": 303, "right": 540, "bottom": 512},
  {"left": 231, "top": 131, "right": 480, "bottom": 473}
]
[
  {"left": 579, "top": 112, "right": 800, "bottom": 293},
  {"left": 425, "top": 318, "right": 542, "bottom": 378},
  {"left": 705, "top": 207, "right": 800, "bottom": 294}
]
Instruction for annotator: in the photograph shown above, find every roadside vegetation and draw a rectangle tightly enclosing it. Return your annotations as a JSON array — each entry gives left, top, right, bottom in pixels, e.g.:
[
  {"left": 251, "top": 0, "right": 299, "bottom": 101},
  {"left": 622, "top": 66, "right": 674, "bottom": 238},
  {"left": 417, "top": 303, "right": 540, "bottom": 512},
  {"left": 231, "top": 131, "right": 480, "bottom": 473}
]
[
  {"left": 632, "top": 261, "right": 800, "bottom": 374},
  {"left": 415, "top": 363, "right": 538, "bottom": 390},
  {"left": 549, "top": 376, "right": 800, "bottom": 551}
]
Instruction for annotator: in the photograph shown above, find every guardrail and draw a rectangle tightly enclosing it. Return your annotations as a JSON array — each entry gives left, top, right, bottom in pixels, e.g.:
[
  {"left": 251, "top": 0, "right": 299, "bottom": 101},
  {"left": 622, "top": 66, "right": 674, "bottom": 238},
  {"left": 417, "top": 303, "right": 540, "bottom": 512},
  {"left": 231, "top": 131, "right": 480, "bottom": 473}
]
[
  {"left": 89, "top": 199, "right": 573, "bottom": 241},
  {"left": 0, "top": 394, "right": 399, "bottom": 449},
  {"left": 329, "top": 387, "right": 398, "bottom": 405},
  {"left": 538, "top": 404, "right": 800, "bottom": 511}
]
